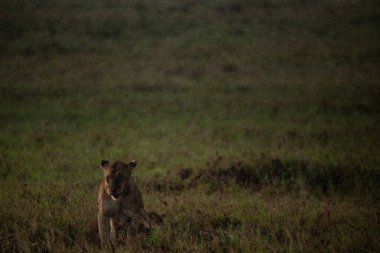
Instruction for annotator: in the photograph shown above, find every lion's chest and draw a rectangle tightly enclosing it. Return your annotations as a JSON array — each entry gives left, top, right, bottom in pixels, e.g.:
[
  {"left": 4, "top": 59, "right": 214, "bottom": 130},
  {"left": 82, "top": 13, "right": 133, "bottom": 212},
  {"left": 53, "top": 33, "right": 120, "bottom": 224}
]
[
  {"left": 112, "top": 211, "right": 131, "bottom": 228},
  {"left": 112, "top": 195, "right": 140, "bottom": 219}
]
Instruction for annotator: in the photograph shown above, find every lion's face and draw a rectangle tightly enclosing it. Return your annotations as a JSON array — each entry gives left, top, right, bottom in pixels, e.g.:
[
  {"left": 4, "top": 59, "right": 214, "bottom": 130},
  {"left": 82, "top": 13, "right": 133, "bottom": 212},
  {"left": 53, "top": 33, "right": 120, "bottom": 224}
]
[{"left": 100, "top": 159, "right": 137, "bottom": 200}]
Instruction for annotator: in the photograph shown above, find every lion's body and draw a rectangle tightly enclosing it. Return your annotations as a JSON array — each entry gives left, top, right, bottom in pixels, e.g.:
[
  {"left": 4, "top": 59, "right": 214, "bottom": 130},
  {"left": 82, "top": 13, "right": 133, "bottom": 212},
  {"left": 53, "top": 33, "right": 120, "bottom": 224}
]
[{"left": 97, "top": 159, "right": 145, "bottom": 250}]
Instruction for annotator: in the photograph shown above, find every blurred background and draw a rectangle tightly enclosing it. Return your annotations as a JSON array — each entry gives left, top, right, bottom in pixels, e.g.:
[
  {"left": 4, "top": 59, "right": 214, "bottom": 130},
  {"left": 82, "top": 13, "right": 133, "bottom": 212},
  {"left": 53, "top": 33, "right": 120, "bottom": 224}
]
[{"left": 0, "top": 0, "right": 379, "bottom": 252}]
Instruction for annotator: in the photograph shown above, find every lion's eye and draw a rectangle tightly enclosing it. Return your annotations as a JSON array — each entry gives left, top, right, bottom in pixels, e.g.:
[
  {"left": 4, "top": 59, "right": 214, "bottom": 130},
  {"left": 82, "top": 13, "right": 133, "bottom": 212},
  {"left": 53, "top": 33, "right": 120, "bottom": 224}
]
[{"left": 106, "top": 176, "right": 110, "bottom": 181}]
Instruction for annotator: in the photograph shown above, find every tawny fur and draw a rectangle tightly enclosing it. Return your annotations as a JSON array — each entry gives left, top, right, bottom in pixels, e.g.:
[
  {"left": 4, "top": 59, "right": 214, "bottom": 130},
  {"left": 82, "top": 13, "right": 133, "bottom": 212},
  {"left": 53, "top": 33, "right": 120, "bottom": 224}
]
[{"left": 97, "top": 159, "right": 145, "bottom": 250}]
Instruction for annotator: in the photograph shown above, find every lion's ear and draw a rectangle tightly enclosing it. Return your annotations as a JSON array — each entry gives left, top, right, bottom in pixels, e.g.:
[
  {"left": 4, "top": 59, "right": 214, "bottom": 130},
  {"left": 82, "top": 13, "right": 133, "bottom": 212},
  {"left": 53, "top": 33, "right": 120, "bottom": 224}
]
[
  {"left": 129, "top": 160, "right": 137, "bottom": 169},
  {"left": 100, "top": 159, "right": 110, "bottom": 169}
]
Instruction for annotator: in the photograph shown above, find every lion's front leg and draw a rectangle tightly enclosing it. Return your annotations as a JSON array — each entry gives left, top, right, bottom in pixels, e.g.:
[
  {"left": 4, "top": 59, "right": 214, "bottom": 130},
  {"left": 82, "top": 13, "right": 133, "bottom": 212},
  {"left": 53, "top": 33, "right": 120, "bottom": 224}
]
[
  {"left": 111, "top": 218, "right": 130, "bottom": 247},
  {"left": 98, "top": 212, "right": 114, "bottom": 251},
  {"left": 110, "top": 218, "right": 117, "bottom": 248}
]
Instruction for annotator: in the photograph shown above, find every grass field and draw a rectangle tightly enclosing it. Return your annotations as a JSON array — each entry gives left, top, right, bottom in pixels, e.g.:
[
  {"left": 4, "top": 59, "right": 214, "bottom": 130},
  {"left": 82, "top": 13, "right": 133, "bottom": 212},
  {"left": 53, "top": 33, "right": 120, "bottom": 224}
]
[{"left": 0, "top": 0, "right": 379, "bottom": 252}]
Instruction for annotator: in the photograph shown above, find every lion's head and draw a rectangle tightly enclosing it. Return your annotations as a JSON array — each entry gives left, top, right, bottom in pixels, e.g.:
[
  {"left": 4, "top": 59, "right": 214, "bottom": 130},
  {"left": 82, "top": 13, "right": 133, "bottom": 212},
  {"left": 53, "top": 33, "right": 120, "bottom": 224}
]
[{"left": 100, "top": 159, "right": 137, "bottom": 200}]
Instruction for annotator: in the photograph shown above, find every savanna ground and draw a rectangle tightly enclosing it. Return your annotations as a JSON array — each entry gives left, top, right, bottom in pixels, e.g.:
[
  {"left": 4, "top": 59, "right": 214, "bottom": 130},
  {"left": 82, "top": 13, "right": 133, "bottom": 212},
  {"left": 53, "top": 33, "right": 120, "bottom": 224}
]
[{"left": 0, "top": 0, "right": 379, "bottom": 252}]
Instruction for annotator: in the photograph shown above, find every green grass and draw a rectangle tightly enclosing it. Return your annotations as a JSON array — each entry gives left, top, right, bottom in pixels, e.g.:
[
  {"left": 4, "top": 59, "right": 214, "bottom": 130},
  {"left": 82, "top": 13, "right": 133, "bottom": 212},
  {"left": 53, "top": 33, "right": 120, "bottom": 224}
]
[{"left": 0, "top": 0, "right": 379, "bottom": 252}]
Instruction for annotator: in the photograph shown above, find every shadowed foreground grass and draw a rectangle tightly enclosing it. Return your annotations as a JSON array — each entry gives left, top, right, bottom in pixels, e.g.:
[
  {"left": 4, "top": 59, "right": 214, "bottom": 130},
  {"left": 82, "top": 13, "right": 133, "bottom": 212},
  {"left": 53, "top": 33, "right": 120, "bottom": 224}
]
[
  {"left": 1, "top": 161, "right": 379, "bottom": 252},
  {"left": 0, "top": 0, "right": 379, "bottom": 252}
]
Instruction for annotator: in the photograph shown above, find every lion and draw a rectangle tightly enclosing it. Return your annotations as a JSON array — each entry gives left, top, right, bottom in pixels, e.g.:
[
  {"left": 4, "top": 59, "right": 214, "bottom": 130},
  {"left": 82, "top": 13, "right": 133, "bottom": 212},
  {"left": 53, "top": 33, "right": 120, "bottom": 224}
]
[{"left": 97, "top": 159, "right": 148, "bottom": 250}]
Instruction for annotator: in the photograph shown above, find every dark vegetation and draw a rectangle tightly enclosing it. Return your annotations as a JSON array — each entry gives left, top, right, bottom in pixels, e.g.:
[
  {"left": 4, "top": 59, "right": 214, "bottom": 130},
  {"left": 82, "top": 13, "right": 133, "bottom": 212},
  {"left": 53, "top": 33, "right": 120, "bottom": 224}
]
[
  {"left": 148, "top": 157, "right": 379, "bottom": 199},
  {"left": 0, "top": 0, "right": 379, "bottom": 252}
]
